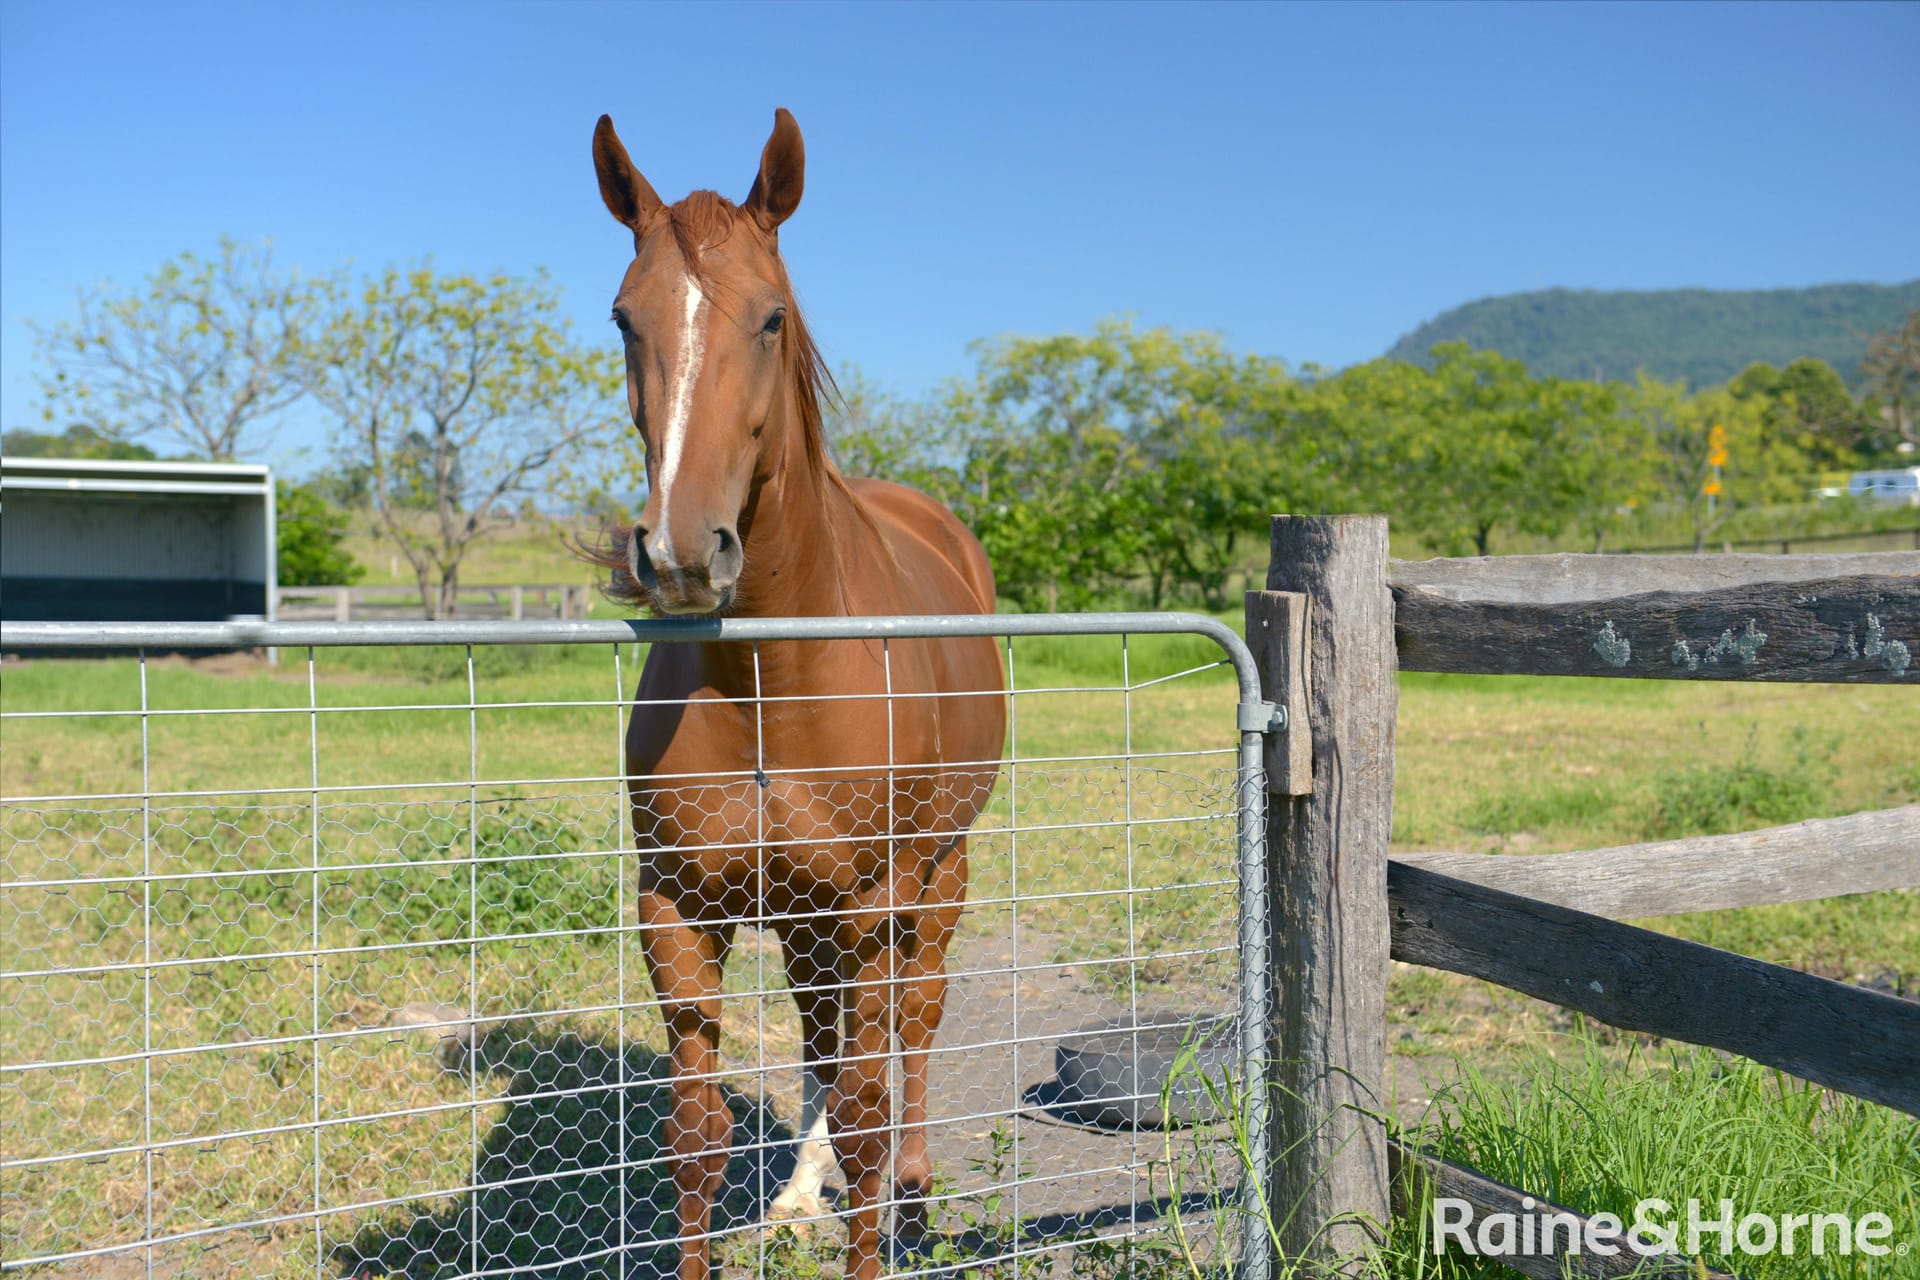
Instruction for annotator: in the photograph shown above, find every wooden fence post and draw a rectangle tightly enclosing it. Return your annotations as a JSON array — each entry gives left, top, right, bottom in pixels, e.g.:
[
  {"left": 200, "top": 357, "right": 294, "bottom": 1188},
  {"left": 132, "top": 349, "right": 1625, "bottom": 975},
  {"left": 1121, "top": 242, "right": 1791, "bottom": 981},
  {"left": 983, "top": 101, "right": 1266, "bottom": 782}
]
[
  {"left": 510, "top": 585, "right": 525, "bottom": 621},
  {"left": 1260, "top": 515, "right": 1394, "bottom": 1268},
  {"left": 334, "top": 587, "right": 351, "bottom": 623}
]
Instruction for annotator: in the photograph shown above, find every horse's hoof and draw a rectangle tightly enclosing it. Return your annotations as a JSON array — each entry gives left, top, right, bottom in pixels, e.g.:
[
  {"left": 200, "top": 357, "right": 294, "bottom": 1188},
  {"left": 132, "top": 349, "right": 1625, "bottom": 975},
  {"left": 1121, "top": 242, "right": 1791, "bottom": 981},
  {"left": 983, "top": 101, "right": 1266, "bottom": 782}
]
[
  {"left": 765, "top": 1189, "right": 834, "bottom": 1235},
  {"left": 893, "top": 1200, "right": 931, "bottom": 1245}
]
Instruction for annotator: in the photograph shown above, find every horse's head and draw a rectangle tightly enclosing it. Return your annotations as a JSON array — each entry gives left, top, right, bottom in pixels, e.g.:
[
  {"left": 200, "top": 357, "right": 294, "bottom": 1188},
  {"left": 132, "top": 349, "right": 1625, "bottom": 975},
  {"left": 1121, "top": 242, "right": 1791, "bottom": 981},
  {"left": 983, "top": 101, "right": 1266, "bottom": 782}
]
[{"left": 592, "top": 109, "right": 817, "bottom": 615}]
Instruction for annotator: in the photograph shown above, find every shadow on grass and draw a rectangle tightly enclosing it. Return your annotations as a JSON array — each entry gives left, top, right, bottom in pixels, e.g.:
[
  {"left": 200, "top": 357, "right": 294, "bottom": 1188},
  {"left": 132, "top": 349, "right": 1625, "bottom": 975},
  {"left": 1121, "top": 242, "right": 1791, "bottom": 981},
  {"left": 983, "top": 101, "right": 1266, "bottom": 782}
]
[{"left": 333, "top": 1022, "right": 792, "bottom": 1278}]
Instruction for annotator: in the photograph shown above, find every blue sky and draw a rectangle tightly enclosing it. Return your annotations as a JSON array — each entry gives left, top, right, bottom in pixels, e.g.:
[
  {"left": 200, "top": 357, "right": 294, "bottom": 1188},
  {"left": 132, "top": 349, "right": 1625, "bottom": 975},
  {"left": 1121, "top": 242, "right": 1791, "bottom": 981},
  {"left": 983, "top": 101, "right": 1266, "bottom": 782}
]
[{"left": 3, "top": 1, "right": 1916, "bottom": 476}]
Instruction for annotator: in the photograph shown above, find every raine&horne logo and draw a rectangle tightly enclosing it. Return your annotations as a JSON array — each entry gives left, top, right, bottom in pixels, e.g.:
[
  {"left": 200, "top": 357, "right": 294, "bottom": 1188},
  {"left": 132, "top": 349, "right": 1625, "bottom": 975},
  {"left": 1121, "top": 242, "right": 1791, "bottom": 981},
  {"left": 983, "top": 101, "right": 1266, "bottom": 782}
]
[{"left": 1433, "top": 1196, "right": 1907, "bottom": 1262}]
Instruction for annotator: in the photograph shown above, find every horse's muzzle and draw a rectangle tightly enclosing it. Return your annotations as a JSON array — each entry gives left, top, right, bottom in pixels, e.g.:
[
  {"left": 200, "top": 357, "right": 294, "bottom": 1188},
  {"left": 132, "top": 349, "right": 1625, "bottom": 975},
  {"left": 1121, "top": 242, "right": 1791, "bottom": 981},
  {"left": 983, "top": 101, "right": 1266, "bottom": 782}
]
[{"left": 629, "top": 522, "right": 742, "bottom": 615}]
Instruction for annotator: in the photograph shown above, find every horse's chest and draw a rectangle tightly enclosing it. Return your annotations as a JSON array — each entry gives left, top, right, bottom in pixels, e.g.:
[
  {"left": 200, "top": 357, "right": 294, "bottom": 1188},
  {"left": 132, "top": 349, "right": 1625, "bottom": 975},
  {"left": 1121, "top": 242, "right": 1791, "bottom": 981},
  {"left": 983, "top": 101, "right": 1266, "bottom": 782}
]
[
  {"left": 631, "top": 771, "right": 911, "bottom": 902},
  {"left": 629, "top": 707, "right": 927, "bottom": 893}
]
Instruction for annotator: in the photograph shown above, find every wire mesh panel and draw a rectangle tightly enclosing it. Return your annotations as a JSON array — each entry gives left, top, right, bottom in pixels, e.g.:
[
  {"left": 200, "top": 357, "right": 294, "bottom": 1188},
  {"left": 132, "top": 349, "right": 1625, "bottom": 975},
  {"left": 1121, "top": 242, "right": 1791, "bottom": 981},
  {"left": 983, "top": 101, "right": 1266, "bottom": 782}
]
[{"left": 1, "top": 616, "right": 1266, "bottom": 1280}]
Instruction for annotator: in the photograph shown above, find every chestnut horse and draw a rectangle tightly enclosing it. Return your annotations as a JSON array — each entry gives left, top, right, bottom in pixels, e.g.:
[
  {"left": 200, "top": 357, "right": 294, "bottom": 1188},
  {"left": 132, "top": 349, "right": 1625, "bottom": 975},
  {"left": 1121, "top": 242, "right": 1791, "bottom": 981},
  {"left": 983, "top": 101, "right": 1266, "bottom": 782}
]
[{"left": 590, "top": 110, "right": 1006, "bottom": 1280}]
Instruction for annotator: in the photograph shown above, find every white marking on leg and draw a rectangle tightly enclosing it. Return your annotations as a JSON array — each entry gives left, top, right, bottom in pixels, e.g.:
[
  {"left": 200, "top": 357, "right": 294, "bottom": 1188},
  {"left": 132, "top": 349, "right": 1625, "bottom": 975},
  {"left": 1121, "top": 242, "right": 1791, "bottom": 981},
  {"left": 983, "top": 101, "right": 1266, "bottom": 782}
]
[
  {"left": 649, "top": 269, "right": 706, "bottom": 571},
  {"left": 770, "top": 1066, "right": 835, "bottom": 1216}
]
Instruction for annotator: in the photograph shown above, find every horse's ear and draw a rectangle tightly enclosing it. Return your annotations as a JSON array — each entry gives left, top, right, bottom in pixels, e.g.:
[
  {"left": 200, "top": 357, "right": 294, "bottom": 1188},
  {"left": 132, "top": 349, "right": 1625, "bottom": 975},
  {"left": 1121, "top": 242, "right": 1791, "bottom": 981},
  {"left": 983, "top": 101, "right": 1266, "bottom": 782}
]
[
  {"left": 743, "top": 108, "right": 804, "bottom": 232},
  {"left": 593, "top": 114, "right": 664, "bottom": 231}
]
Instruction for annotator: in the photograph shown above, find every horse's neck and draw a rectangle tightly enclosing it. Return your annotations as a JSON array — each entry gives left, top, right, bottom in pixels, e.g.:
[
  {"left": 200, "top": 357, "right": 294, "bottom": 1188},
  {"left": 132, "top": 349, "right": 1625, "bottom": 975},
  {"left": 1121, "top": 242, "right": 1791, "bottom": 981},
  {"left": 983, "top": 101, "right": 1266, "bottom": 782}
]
[
  {"left": 740, "top": 446, "right": 851, "bottom": 614},
  {"left": 702, "top": 421, "right": 876, "bottom": 695}
]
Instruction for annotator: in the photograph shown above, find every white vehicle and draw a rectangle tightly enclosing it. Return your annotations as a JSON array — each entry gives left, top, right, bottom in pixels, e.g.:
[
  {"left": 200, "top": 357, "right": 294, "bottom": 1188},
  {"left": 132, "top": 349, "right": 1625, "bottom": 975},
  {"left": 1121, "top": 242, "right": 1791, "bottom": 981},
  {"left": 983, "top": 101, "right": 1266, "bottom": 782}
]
[{"left": 1847, "top": 468, "right": 1920, "bottom": 506}]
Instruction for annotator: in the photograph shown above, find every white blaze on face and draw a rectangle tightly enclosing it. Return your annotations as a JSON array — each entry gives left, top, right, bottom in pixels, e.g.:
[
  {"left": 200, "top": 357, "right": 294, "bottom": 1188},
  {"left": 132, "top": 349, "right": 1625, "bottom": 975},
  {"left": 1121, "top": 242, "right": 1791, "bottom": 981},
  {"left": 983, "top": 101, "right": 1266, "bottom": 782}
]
[{"left": 649, "top": 268, "right": 708, "bottom": 570}]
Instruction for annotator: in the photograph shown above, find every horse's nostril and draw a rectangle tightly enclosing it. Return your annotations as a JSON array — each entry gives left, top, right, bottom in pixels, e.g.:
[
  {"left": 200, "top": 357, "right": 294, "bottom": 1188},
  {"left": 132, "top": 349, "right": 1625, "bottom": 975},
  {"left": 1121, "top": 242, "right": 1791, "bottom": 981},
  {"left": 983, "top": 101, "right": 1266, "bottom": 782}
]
[
  {"left": 710, "top": 526, "right": 743, "bottom": 589},
  {"left": 627, "top": 526, "right": 654, "bottom": 584}
]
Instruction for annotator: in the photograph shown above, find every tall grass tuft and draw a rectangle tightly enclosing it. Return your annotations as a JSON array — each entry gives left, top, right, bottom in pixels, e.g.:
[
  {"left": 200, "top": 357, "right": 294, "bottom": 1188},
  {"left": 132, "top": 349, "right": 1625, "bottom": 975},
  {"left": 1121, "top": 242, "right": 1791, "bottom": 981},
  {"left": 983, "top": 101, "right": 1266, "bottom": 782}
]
[
  {"left": 1408, "top": 1030, "right": 1919, "bottom": 1279},
  {"left": 1643, "top": 729, "right": 1837, "bottom": 841},
  {"left": 1160, "top": 1024, "right": 1918, "bottom": 1278}
]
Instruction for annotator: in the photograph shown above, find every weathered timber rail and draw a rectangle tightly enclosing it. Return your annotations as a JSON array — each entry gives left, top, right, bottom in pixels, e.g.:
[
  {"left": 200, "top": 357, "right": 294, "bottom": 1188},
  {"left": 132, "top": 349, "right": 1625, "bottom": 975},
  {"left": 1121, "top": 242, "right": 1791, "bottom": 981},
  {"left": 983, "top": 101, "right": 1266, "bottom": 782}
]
[
  {"left": 1394, "top": 574, "right": 1917, "bottom": 681},
  {"left": 1390, "top": 861, "right": 1920, "bottom": 1116},
  {"left": 1249, "top": 519, "right": 1919, "bottom": 1278},
  {"left": 1395, "top": 805, "right": 1920, "bottom": 920}
]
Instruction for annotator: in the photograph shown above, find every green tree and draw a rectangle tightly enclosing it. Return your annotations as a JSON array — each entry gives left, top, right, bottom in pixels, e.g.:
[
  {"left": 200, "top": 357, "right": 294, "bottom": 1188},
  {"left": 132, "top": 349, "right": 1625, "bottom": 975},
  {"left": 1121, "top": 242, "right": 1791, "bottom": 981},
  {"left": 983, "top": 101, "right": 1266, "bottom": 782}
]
[
  {"left": 32, "top": 238, "right": 333, "bottom": 461},
  {"left": 1278, "top": 357, "right": 1431, "bottom": 521},
  {"left": 300, "top": 266, "right": 623, "bottom": 619},
  {"left": 1128, "top": 346, "right": 1296, "bottom": 609},
  {"left": 1728, "top": 357, "right": 1876, "bottom": 475},
  {"left": 1, "top": 422, "right": 158, "bottom": 460},
  {"left": 1369, "top": 345, "right": 1572, "bottom": 557},
  {"left": 1294, "top": 349, "right": 1649, "bottom": 557},
  {"left": 275, "top": 480, "right": 364, "bottom": 586},
  {"left": 1631, "top": 377, "right": 1771, "bottom": 551},
  {"left": 1549, "top": 379, "right": 1656, "bottom": 553},
  {"left": 946, "top": 323, "right": 1149, "bottom": 609},
  {"left": 944, "top": 319, "right": 1283, "bottom": 610},
  {"left": 955, "top": 406, "right": 1141, "bottom": 611}
]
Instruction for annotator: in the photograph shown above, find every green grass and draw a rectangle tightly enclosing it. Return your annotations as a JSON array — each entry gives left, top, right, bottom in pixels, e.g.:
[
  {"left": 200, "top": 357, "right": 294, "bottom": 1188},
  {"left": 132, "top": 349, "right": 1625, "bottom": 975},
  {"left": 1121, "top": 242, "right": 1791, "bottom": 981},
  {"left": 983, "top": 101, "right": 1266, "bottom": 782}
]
[
  {"left": 1403, "top": 1029, "right": 1920, "bottom": 1279},
  {"left": 341, "top": 515, "right": 595, "bottom": 586},
  {"left": 1159, "top": 1023, "right": 1920, "bottom": 1279},
  {"left": 0, "top": 630, "right": 1244, "bottom": 1274},
  {"left": 1455, "top": 726, "right": 1845, "bottom": 846},
  {"left": 1390, "top": 671, "right": 1918, "bottom": 854}
]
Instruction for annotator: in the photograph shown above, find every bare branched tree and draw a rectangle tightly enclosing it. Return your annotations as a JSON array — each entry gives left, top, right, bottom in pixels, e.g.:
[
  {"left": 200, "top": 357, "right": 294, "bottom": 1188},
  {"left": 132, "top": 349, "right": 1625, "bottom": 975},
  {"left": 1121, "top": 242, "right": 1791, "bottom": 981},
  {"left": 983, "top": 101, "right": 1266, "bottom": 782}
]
[
  {"left": 300, "top": 265, "right": 623, "bottom": 619},
  {"left": 1860, "top": 311, "right": 1920, "bottom": 447},
  {"left": 32, "top": 237, "right": 332, "bottom": 461}
]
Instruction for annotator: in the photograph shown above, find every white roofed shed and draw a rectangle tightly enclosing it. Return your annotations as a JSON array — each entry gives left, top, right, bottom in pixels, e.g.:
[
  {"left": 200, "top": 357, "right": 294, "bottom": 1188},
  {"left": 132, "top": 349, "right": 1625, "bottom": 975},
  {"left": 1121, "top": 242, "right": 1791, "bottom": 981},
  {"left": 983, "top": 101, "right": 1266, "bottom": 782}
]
[{"left": 0, "top": 457, "right": 277, "bottom": 625}]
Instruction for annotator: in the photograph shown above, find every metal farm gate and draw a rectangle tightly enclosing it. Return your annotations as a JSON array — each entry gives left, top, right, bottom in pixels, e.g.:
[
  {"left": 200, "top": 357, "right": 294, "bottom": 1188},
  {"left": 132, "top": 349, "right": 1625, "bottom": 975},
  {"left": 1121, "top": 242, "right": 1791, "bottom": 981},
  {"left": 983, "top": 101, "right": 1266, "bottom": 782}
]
[{"left": 0, "top": 615, "right": 1271, "bottom": 1280}]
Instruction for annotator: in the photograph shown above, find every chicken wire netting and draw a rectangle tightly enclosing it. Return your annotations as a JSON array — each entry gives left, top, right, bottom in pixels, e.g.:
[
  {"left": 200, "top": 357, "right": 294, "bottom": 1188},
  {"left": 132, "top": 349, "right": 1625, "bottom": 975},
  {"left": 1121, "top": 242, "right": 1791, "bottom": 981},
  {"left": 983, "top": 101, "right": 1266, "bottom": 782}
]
[{"left": 1, "top": 625, "right": 1257, "bottom": 1279}]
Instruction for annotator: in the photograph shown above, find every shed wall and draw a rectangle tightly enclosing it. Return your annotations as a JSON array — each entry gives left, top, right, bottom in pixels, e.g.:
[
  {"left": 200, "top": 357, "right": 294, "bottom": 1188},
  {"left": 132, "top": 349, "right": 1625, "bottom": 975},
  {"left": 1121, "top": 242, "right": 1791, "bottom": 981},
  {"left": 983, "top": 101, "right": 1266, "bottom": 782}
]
[{"left": 1, "top": 490, "right": 270, "bottom": 622}]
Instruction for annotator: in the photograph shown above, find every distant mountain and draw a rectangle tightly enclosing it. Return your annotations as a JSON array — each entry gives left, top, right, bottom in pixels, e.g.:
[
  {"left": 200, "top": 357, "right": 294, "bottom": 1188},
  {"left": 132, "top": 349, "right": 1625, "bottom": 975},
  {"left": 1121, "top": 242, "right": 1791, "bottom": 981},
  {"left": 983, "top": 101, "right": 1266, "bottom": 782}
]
[{"left": 1386, "top": 281, "right": 1920, "bottom": 388}]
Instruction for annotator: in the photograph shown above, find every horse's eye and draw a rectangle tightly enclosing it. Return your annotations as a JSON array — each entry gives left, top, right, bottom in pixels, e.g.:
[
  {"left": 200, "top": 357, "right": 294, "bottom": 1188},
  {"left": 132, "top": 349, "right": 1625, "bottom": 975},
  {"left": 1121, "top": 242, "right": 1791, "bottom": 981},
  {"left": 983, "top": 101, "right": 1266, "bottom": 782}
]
[
  {"left": 612, "top": 310, "right": 632, "bottom": 335},
  {"left": 763, "top": 310, "right": 785, "bottom": 336}
]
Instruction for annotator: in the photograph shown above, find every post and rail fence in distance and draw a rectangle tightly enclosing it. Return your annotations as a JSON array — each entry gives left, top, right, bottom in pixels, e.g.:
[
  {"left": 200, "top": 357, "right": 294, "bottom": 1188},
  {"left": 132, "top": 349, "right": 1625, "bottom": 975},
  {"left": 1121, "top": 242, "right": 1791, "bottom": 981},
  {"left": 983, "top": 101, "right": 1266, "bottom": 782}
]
[
  {"left": 1248, "top": 516, "right": 1918, "bottom": 1280},
  {"left": 271, "top": 582, "right": 597, "bottom": 622},
  {"left": 1608, "top": 522, "right": 1920, "bottom": 557}
]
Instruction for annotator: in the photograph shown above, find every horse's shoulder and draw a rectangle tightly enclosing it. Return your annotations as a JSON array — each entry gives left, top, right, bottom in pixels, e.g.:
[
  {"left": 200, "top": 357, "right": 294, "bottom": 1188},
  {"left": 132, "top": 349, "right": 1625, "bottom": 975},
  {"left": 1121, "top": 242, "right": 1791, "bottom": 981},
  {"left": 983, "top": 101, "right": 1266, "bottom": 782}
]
[{"left": 843, "top": 478, "right": 995, "bottom": 613}]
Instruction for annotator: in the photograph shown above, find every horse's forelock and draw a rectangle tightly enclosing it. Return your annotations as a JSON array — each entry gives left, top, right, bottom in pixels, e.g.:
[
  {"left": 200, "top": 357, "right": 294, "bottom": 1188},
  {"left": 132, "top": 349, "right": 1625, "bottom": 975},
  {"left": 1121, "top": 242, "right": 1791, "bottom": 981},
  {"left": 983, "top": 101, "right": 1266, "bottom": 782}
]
[{"left": 666, "top": 190, "right": 739, "bottom": 279}]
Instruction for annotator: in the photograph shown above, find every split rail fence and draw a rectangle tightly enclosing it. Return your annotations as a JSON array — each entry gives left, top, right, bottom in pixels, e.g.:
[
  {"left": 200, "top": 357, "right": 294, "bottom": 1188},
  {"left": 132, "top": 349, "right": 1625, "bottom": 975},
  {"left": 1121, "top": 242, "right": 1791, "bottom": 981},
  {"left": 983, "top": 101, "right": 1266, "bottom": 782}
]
[{"left": 1249, "top": 515, "right": 1919, "bottom": 1279}]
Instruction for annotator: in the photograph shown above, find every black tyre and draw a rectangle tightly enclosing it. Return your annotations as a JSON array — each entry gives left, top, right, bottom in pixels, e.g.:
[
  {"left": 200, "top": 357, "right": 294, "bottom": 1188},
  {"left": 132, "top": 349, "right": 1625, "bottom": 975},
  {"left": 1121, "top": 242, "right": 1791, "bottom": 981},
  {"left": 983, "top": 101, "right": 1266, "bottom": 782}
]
[{"left": 1051, "top": 1014, "right": 1236, "bottom": 1130}]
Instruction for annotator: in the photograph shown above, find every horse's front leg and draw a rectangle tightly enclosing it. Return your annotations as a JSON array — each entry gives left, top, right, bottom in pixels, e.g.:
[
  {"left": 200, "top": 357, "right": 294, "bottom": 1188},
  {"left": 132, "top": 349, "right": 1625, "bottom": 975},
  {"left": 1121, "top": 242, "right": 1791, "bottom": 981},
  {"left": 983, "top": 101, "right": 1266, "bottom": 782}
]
[
  {"left": 892, "top": 834, "right": 966, "bottom": 1242},
  {"left": 639, "top": 889, "right": 735, "bottom": 1280},
  {"left": 769, "top": 921, "right": 842, "bottom": 1225},
  {"left": 832, "top": 897, "right": 910, "bottom": 1280}
]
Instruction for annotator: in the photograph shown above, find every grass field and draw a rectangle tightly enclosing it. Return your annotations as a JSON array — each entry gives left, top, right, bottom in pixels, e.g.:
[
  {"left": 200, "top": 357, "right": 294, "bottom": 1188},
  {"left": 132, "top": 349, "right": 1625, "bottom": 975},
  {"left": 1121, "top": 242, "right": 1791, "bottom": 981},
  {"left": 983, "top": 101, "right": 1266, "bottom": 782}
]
[{"left": 2, "top": 623, "right": 1915, "bottom": 1277}]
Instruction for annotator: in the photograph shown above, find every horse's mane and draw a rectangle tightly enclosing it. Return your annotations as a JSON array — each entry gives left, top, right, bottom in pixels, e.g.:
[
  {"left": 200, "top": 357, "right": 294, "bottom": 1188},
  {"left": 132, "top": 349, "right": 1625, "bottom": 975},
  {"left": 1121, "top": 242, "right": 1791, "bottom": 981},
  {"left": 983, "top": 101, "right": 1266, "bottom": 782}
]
[{"left": 585, "top": 190, "right": 883, "bottom": 609}]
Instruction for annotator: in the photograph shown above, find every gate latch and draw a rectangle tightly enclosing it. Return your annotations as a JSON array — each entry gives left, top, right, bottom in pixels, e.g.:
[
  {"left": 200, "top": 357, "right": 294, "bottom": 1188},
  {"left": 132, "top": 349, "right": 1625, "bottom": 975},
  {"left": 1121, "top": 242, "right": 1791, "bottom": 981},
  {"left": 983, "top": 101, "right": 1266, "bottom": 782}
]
[{"left": 1237, "top": 699, "right": 1285, "bottom": 734}]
